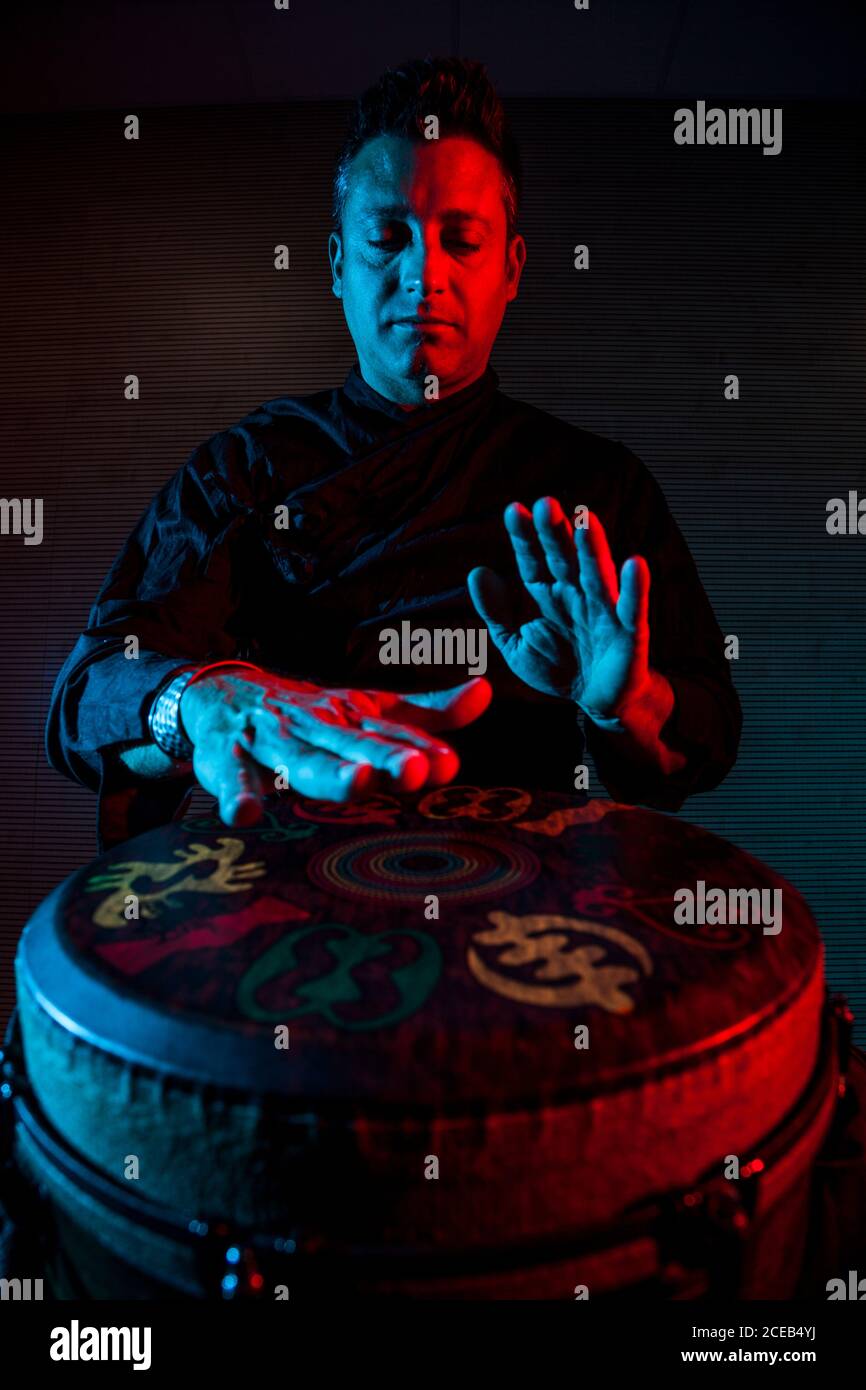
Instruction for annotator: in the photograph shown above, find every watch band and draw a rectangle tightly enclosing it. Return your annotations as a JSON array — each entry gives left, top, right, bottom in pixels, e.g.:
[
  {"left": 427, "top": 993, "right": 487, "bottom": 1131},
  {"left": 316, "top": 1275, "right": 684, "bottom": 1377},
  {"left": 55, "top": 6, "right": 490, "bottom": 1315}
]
[
  {"left": 148, "top": 667, "right": 200, "bottom": 762},
  {"left": 148, "top": 661, "right": 263, "bottom": 763}
]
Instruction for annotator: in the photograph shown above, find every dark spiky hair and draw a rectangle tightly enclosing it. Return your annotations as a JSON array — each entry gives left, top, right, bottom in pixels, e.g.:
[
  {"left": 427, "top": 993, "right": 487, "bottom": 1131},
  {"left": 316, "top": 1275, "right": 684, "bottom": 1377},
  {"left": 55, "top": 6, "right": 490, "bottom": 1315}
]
[{"left": 332, "top": 56, "right": 522, "bottom": 239}]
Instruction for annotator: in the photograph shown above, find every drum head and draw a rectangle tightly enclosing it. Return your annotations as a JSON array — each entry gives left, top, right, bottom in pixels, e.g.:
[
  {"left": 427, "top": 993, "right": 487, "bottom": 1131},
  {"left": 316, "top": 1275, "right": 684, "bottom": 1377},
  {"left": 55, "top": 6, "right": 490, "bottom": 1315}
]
[{"left": 16, "top": 786, "right": 826, "bottom": 1257}]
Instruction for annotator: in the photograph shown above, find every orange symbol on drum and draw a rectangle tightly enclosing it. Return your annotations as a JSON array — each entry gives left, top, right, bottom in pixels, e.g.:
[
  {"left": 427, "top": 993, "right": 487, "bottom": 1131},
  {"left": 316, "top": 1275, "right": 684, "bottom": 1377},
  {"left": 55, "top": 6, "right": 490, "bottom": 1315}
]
[
  {"left": 417, "top": 785, "right": 531, "bottom": 822},
  {"left": 514, "top": 801, "right": 627, "bottom": 837},
  {"left": 467, "top": 911, "right": 652, "bottom": 1013},
  {"left": 84, "top": 838, "right": 266, "bottom": 928}
]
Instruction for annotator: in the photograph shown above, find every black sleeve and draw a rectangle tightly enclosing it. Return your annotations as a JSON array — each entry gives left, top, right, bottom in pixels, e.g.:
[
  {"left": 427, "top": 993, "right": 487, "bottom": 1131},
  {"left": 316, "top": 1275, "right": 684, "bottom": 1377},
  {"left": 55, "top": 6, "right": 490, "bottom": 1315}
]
[
  {"left": 584, "top": 443, "right": 742, "bottom": 809},
  {"left": 44, "top": 431, "right": 260, "bottom": 849}
]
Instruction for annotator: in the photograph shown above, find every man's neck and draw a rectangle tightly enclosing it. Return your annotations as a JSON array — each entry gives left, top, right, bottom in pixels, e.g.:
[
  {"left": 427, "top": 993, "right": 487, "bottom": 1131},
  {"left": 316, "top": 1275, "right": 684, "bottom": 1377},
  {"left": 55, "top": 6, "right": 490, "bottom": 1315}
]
[{"left": 361, "top": 363, "right": 489, "bottom": 411}]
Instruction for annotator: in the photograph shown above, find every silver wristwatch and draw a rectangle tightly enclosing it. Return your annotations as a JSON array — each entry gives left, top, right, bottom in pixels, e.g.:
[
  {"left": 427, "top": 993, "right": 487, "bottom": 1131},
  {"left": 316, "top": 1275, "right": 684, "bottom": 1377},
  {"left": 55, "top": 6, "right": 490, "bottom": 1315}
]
[{"left": 147, "top": 666, "right": 201, "bottom": 762}]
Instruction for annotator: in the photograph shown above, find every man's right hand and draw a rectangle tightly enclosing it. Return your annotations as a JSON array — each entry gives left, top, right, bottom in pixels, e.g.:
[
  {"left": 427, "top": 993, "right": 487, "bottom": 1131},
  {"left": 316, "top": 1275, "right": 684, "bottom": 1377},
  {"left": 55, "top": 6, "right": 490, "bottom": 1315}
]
[{"left": 179, "top": 668, "right": 493, "bottom": 828}]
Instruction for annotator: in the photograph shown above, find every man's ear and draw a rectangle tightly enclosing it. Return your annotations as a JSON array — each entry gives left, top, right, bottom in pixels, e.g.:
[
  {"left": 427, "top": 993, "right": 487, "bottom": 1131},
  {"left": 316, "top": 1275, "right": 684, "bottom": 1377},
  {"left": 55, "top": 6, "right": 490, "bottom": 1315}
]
[
  {"left": 504, "top": 234, "right": 527, "bottom": 304},
  {"left": 328, "top": 231, "right": 343, "bottom": 300}
]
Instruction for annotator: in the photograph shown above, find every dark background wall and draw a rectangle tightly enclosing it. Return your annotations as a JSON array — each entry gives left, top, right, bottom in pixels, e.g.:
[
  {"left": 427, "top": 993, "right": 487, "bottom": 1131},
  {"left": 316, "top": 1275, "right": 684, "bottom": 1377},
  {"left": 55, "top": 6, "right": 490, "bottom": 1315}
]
[{"left": 1, "top": 1, "right": 864, "bottom": 1037}]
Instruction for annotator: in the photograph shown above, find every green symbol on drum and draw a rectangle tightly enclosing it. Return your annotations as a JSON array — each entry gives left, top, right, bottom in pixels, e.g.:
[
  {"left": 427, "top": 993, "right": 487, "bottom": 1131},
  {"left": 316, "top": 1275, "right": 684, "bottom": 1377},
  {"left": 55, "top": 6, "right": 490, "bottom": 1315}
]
[{"left": 236, "top": 923, "right": 441, "bottom": 1030}]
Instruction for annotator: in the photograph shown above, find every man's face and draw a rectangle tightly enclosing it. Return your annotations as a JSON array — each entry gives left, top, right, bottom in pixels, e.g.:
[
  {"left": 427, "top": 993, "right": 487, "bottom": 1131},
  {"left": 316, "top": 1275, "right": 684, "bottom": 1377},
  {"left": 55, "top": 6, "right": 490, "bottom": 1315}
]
[{"left": 329, "top": 133, "right": 526, "bottom": 406}]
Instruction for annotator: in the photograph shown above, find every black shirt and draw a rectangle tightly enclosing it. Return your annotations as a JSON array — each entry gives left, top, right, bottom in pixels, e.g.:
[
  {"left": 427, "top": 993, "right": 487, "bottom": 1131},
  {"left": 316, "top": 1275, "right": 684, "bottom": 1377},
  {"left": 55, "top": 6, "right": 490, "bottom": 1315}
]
[{"left": 45, "top": 362, "right": 741, "bottom": 850}]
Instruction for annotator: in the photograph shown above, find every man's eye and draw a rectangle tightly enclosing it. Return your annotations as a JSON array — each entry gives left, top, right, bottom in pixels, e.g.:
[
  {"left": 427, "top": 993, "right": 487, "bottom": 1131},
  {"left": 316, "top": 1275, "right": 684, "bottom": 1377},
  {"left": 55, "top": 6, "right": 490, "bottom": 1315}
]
[{"left": 367, "top": 237, "right": 480, "bottom": 252}]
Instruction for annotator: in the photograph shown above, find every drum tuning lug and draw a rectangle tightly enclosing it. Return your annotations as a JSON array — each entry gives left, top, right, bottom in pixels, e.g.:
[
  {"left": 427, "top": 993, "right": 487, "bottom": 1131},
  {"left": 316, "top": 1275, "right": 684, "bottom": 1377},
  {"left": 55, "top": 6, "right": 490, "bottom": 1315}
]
[
  {"left": 0, "top": 1087, "right": 12, "bottom": 1167},
  {"left": 220, "top": 1241, "right": 268, "bottom": 1299},
  {"left": 658, "top": 1174, "right": 756, "bottom": 1294},
  {"left": 829, "top": 993, "right": 854, "bottom": 1093},
  {"left": 2, "top": 1010, "right": 25, "bottom": 1083}
]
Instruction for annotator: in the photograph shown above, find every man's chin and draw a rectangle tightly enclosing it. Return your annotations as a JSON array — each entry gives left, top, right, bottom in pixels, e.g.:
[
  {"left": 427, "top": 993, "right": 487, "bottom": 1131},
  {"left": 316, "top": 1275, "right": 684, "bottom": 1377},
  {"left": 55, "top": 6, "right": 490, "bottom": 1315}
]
[
  {"left": 364, "top": 346, "right": 478, "bottom": 404},
  {"left": 402, "top": 348, "right": 472, "bottom": 395}
]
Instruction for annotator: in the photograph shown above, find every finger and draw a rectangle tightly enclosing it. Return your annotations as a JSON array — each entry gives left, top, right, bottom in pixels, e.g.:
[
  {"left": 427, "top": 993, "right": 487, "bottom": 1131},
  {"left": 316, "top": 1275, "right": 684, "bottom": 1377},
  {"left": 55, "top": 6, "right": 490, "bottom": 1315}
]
[
  {"left": 192, "top": 734, "right": 268, "bottom": 828},
  {"left": 616, "top": 555, "right": 651, "bottom": 642},
  {"left": 467, "top": 566, "right": 519, "bottom": 650},
  {"left": 503, "top": 501, "right": 549, "bottom": 586},
  {"left": 356, "top": 715, "right": 461, "bottom": 785},
  {"left": 380, "top": 676, "right": 493, "bottom": 732},
  {"left": 250, "top": 731, "right": 377, "bottom": 802},
  {"left": 255, "top": 713, "right": 430, "bottom": 792},
  {"left": 532, "top": 497, "right": 581, "bottom": 586},
  {"left": 574, "top": 509, "right": 620, "bottom": 608}
]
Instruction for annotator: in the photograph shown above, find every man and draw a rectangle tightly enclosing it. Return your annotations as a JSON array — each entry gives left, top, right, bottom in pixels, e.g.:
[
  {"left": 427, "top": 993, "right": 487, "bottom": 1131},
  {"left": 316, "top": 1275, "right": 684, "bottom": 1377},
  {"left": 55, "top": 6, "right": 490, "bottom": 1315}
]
[{"left": 46, "top": 57, "right": 740, "bottom": 850}]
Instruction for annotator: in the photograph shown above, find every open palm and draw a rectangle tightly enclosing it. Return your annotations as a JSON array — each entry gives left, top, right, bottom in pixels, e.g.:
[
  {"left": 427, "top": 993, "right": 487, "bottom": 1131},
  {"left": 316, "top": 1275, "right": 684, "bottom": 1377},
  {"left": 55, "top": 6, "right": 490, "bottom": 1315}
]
[{"left": 467, "top": 497, "right": 652, "bottom": 719}]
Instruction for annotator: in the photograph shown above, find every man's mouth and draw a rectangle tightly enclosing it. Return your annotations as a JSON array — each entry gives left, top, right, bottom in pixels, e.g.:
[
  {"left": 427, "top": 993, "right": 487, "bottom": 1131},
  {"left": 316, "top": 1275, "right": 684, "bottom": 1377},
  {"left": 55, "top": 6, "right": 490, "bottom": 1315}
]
[{"left": 391, "top": 317, "right": 455, "bottom": 327}]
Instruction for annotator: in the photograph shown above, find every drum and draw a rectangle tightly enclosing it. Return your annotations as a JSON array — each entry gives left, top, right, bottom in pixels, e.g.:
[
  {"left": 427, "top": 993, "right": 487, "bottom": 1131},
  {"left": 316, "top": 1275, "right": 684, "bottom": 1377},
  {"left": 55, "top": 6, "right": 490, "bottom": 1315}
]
[{"left": 2, "top": 784, "right": 863, "bottom": 1299}]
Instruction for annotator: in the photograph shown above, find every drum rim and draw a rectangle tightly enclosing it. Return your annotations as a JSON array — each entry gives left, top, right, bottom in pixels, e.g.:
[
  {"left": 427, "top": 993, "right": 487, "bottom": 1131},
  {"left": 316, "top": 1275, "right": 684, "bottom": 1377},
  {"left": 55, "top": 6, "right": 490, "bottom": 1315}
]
[
  {"left": 15, "top": 895, "right": 828, "bottom": 1123},
  {"left": 16, "top": 871, "right": 824, "bottom": 1113}
]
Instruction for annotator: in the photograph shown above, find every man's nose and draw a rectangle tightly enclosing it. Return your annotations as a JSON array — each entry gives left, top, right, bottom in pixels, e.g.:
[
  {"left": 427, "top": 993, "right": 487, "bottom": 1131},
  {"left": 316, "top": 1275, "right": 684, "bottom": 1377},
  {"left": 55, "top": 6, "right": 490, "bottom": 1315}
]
[{"left": 400, "top": 230, "right": 447, "bottom": 297}]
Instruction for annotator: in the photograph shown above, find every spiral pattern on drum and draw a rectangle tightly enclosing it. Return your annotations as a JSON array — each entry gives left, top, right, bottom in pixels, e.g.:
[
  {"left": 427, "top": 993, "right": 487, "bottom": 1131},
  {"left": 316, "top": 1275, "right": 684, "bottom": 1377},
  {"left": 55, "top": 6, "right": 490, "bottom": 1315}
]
[{"left": 306, "top": 831, "right": 540, "bottom": 903}]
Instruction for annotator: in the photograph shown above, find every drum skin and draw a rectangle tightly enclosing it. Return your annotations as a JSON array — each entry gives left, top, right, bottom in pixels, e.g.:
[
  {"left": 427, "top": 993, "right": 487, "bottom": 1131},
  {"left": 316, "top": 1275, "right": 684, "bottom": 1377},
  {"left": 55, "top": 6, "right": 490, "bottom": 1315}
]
[{"left": 14, "top": 786, "right": 831, "bottom": 1296}]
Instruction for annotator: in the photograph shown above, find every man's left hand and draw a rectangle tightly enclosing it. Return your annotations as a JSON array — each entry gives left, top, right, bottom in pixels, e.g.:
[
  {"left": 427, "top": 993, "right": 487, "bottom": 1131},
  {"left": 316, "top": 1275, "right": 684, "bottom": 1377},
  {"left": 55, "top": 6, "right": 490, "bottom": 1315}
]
[{"left": 467, "top": 496, "right": 654, "bottom": 723}]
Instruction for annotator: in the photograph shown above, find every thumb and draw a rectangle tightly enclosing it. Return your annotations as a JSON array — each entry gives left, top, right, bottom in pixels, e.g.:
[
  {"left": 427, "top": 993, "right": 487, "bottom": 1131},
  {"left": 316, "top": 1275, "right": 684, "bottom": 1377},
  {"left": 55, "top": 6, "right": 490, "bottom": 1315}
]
[
  {"left": 467, "top": 565, "right": 519, "bottom": 650},
  {"left": 388, "top": 677, "right": 493, "bottom": 731},
  {"left": 616, "top": 556, "right": 650, "bottom": 636}
]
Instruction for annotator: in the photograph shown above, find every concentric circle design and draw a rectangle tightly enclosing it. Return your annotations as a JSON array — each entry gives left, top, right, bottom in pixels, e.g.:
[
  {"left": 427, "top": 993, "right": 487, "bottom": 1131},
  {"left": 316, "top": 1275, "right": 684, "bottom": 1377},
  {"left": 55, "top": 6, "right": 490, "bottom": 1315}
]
[{"left": 306, "top": 831, "right": 540, "bottom": 904}]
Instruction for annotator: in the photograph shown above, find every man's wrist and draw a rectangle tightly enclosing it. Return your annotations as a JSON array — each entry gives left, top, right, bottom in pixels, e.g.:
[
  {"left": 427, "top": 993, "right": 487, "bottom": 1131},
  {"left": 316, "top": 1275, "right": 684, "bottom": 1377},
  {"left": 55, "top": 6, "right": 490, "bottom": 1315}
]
[
  {"left": 148, "top": 660, "right": 263, "bottom": 762},
  {"left": 619, "top": 669, "right": 676, "bottom": 736},
  {"left": 581, "top": 704, "right": 627, "bottom": 732},
  {"left": 582, "top": 671, "right": 670, "bottom": 730},
  {"left": 582, "top": 670, "right": 686, "bottom": 776}
]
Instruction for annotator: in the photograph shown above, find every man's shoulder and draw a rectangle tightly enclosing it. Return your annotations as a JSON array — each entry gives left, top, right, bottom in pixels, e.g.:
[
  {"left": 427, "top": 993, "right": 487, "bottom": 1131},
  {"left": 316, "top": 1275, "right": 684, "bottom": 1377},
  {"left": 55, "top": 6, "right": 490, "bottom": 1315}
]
[
  {"left": 241, "top": 383, "right": 344, "bottom": 424},
  {"left": 492, "top": 386, "right": 636, "bottom": 472},
  {"left": 227, "top": 384, "right": 346, "bottom": 450},
  {"left": 185, "top": 385, "right": 346, "bottom": 503}
]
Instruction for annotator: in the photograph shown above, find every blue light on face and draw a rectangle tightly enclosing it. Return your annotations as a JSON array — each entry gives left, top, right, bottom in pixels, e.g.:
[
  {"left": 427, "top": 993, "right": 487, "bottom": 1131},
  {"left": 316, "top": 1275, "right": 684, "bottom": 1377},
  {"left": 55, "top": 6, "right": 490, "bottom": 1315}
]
[
  {"left": 222, "top": 1273, "right": 239, "bottom": 1295},
  {"left": 225, "top": 1246, "right": 241, "bottom": 1265}
]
